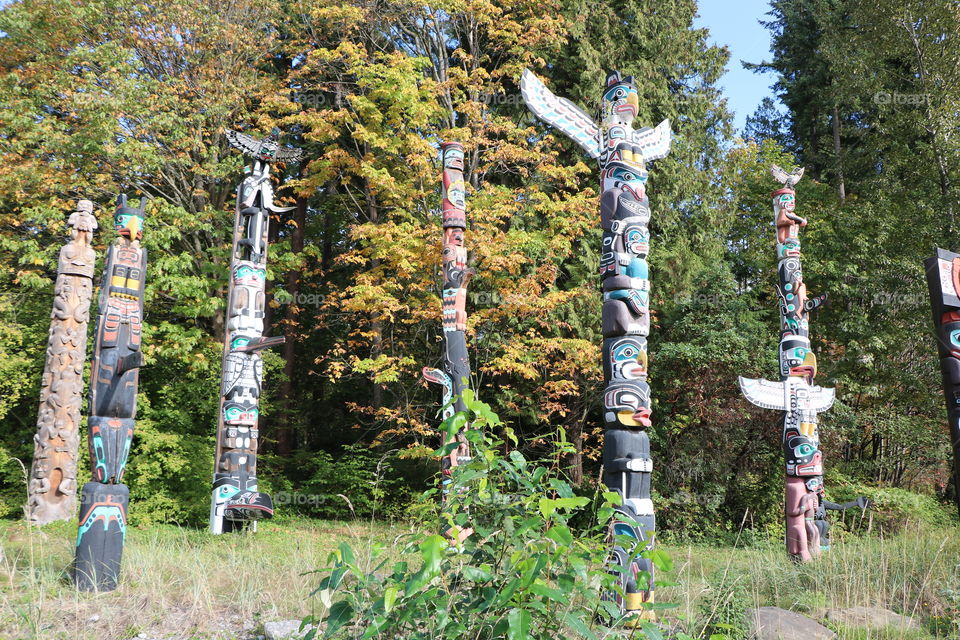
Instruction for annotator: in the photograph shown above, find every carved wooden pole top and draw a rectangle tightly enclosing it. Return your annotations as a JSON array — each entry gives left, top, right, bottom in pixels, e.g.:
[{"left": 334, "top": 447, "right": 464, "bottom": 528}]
[{"left": 68, "top": 199, "right": 98, "bottom": 238}]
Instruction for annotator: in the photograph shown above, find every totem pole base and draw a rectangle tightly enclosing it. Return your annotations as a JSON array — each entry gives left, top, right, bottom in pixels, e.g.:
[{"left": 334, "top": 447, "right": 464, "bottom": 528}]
[{"left": 74, "top": 482, "right": 128, "bottom": 592}]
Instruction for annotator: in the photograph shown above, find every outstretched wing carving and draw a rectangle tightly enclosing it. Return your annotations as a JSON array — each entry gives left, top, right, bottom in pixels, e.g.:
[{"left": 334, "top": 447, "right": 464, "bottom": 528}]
[
  {"left": 632, "top": 119, "right": 672, "bottom": 164},
  {"left": 520, "top": 69, "right": 601, "bottom": 159},
  {"left": 770, "top": 164, "right": 804, "bottom": 187},
  {"left": 226, "top": 130, "right": 263, "bottom": 156},
  {"left": 226, "top": 129, "right": 304, "bottom": 164}
]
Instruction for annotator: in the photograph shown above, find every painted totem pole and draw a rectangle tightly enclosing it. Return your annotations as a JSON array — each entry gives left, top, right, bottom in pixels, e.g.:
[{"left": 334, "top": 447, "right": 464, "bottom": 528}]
[
  {"left": 74, "top": 195, "right": 146, "bottom": 591},
  {"left": 26, "top": 200, "right": 98, "bottom": 525},
  {"left": 924, "top": 248, "right": 960, "bottom": 518},
  {"left": 209, "top": 130, "right": 297, "bottom": 534},
  {"left": 422, "top": 142, "right": 474, "bottom": 538},
  {"left": 522, "top": 69, "right": 671, "bottom": 623},
  {"left": 739, "top": 165, "right": 834, "bottom": 562}
]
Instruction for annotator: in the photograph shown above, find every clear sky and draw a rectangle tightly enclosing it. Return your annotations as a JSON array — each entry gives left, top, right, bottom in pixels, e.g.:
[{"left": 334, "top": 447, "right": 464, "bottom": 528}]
[{"left": 693, "top": 0, "right": 779, "bottom": 133}]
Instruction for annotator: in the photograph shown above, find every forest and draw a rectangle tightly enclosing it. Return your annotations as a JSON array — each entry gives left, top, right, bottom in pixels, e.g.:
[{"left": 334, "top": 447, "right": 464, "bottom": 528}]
[{"left": 1, "top": 0, "right": 959, "bottom": 637}]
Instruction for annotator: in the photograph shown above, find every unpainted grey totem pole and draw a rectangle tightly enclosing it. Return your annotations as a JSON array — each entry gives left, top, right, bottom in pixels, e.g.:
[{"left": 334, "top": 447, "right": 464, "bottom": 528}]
[
  {"left": 522, "top": 68, "right": 670, "bottom": 624},
  {"left": 422, "top": 141, "right": 474, "bottom": 543},
  {"left": 26, "top": 200, "right": 98, "bottom": 525},
  {"left": 74, "top": 195, "right": 147, "bottom": 591},
  {"left": 209, "top": 130, "right": 297, "bottom": 534}
]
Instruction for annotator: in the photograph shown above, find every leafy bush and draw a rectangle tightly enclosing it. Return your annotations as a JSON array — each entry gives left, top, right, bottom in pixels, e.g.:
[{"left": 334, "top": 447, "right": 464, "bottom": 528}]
[
  {"left": 304, "top": 392, "right": 681, "bottom": 639},
  {"left": 275, "top": 444, "right": 431, "bottom": 521}
]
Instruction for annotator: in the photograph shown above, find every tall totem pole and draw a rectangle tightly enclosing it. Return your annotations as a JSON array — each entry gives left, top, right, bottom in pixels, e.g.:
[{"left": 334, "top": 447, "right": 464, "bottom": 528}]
[
  {"left": 26, "top": 200, "right": 98, "bottom": 525},
  {"left": 422, "top": 142, "right": 474, "bottom": 536},
  {"left": 209, "top": 130, "right": 297, "bottom": 534},
  {"left": 74, "top": 195, "right": 147, "bottom": 591},
  {"left": 739, "top": 165, "right": 834, "bottom": 562},
  {"left": 924, "top": 248, "right": 960, "bottom": 518},
  {"left": 522, "top": 69, "right": 671, "bottom": 623}
]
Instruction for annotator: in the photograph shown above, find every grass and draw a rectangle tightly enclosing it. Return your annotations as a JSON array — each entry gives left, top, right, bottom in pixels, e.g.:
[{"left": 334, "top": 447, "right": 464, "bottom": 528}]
[
  {"left": 0, "top": 517, "right": 404, "bottom": 639},
  {"left": 0, "top": 517, "right": 957, "bottom": 639}
]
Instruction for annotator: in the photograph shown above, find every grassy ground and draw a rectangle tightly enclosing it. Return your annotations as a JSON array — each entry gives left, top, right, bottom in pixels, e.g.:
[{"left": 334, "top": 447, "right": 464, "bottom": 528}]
[
  {"left": 0, "top": 517, "right": 406, "bottom": 640},
  {"left": 0, "top": 517, "right": 957, "bottom": 639}
]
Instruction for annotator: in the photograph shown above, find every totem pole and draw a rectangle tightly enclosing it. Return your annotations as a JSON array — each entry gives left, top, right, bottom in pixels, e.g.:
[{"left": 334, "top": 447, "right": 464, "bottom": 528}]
[
  {"left": 739, "top": 165, "right": 834, "bottom": 562},
  {"left": 209, "top": 130, "right": 297, "bottom": 534},
  {"left": 26, "top": 201, "right": 97, "bottom": 525},
  {"left": 74, "top": 195, "right": 146, "bottom": 591},
  {"left": 422, "top": 142, "right": 474, "bottom": 539},
  {"left": 522, "top": 69, "right": 670, "bottom": 624},
  {"left": 924, "top": 248, "right": 960, "bottom": 518}
]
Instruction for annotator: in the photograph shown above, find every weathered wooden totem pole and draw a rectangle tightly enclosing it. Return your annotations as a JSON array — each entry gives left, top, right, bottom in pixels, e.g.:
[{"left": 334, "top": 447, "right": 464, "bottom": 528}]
[
  {"left": 522, "top": 69, "right": 671, "bottom": 623},
  {"left": 739, "top": 165, "right": 834, "bottom": 562},
  {"left": 422, "top": 142, "right": 474, "bottom": 538},
  {"left": 74, "top": 195, "right": 146, "bottom": 591},
  {"left": 26, "top": 201, "right": 98, "bottom": 525},
  {"left": 209, "top": 130, "right": 297, "bottom": 534},
  {"left": 924, "top": 248, "right": 960, "bottom": 518}
]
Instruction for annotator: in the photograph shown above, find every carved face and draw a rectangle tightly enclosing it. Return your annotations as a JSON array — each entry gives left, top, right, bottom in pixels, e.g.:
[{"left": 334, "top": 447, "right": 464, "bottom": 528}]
[
  {"left": 622, "top": 221, "right": 649, "bottom": 257},
  {"left": 777, "top": 193, "right": 796, "bottom": 212},
  {"left": 604, "top": 336, "right": 648, "bottom": 381},
  {"left": 780, "top": 336, "right": 816, "bottom": 379},
  {"left": 114, "top": 210, "right": 144, "bottom": 240},
  {"left": 604, "top": 381, "right": 652, "bottom": 428},
  {"left": 442, "top": 145, "right": 465, "bottom": 171},
  {"left": 602, "top": 163, "right": 648, "bottom": 199},
  {"left": 942, "top": 318, "right": 960, "bottom": 358},
  {"left": 234, "top": 263, "right": 266, "bottom": 287},
  {"left": 785, "top": 429, "right": 822, "bottom": 476},
  {"left": 602, "top": 74, "right": 639, "bottom": 126},
  {"left": 224, "top": 400, "right": 258, "bottom": 426}
]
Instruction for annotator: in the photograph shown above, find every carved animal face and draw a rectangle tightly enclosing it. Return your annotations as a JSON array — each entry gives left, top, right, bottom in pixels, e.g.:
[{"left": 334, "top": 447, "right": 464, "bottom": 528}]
[
  {"left": 602, "top": 163, "right": 648, "bottom": 199},
  {"left": 606, "top": 336, "right": 648, "bottom": 381},
  {"left": 604, "top": 381, "right": 652, "bottom": 428},
  {"left": 602, "top": 72, "right": 639, "bottom": 126},
  {"left": 784, "top": 429, "right": 822, "bottom": 475}
]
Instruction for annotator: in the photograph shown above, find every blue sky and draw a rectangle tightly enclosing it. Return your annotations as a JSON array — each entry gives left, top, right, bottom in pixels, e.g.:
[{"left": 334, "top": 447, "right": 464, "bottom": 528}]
[{"left": 693, "top": 0, "right": 779, "bottom": 133}]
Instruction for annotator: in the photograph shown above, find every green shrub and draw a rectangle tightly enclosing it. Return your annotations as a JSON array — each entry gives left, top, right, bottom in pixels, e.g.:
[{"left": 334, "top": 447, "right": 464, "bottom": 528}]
[{"left": 304, "top": 392, "right": 682, "bottom": 639}]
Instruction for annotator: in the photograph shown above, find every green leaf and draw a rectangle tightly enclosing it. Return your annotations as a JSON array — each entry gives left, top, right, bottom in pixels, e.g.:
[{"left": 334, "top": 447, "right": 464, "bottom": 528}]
[
  {"left": 322, "top": 601, "right": 354, "bottom": 639},
  {"left": 545, "top": 524, "right": 573, "bottom": 546},
  {"left": 643, "top": 548, "right": 674, "bottom": 572},
  {"left": 562, "top": 612, "right": 597, "bottom": 640},
  {"left": 506, "top": 608, "right": 531, "bottom": 640},
  {"left": 383, "top": 586, "right": 398, "bottom": 613}
]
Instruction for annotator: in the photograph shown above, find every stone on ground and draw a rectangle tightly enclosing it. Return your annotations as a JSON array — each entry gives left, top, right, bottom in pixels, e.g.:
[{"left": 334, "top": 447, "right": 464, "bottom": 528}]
[
  {"left": 824, "top": 606, "right": 920, "bottom": 631},
  {"left": 748, "top": 607, "right": 836, "bottom": 640},
  {"left": 263, "top": 619, "right": 313, "bottom": 639}
]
